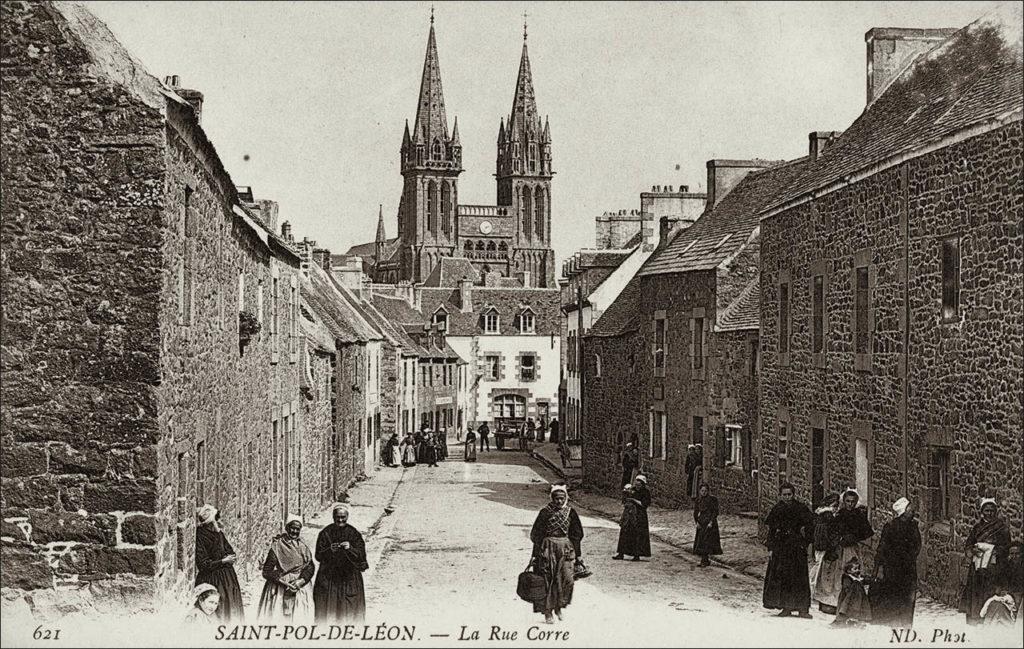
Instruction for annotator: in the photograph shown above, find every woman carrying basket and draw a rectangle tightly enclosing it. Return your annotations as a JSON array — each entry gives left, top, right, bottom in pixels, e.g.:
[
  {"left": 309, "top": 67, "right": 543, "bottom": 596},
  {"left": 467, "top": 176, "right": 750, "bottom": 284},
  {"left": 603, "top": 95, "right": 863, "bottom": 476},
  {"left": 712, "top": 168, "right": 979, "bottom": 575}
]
[{"left": 528, "top": 484, "right": 586, "bottom": 624}]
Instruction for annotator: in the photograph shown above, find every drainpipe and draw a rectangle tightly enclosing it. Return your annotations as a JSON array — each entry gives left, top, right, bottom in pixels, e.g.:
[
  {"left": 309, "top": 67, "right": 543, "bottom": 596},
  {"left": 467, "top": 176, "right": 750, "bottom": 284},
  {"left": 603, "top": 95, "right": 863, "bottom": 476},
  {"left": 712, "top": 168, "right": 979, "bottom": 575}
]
[
  {"left": 577, "top": 283, "right": 586, "bottom": 444},
  {"left": 901, "top": 165, "right": 910, "bottom": 497}
]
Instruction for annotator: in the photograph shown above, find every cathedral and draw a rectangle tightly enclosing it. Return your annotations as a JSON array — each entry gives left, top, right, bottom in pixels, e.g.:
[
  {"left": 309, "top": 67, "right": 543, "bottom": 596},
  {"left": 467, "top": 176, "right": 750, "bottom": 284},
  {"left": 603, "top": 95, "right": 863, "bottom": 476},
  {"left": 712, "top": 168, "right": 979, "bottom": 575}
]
[{"left": 347, "top": 14, "right": 556, "bottom": 289}]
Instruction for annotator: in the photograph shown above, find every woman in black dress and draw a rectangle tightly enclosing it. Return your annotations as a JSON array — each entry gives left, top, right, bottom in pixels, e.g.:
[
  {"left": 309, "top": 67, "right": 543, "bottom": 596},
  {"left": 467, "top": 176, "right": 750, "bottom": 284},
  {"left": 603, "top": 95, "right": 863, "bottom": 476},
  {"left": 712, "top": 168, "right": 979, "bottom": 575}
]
[
  {"left": 313, "top": 503, "right": 369, "bottom": 623},
  {"left": 762, "top": 482, "right": 814, "bottom": 618},
  {"left": 959, "top": 498, "right": 1011, "bottom": 624},
  {"left": 529, "top": 485, "right": 585, "bottom": 624},
  {"left": 194, "top": 504, "right": 245, "bottom": 622},
  {"left": 693, "top": 483, "right": 722, "bottom": 567},
  {"left": 870, "top": 497, "right": 921, "bottom": 627}
]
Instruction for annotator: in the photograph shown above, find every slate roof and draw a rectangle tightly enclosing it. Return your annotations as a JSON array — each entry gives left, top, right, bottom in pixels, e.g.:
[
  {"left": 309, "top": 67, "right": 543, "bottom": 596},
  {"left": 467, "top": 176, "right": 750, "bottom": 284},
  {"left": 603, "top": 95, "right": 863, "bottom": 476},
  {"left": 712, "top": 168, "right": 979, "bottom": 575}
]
[
  {"left": 586, "top": 275, "right": 642, "bottom": 338},
  {"left": 342, "top": 237, "right": 400, "bottom": 261},
  {"left": 417, "top": 287, "right": 560, "bottom": 336},
  {"left": 762, "top": 9, "right": 1024, "bottom": 216},
  {"left": 716, "top": 279, "right": 760, "bottom": 332},
  {"left": 422, "top": 257, "right": 480, "bottom": 287},
  {"left": 301, "top": 265, "right": 380, "bottom": 344},
  {"left": 639, "top": 157, "right": 810, "bottom": 276}
]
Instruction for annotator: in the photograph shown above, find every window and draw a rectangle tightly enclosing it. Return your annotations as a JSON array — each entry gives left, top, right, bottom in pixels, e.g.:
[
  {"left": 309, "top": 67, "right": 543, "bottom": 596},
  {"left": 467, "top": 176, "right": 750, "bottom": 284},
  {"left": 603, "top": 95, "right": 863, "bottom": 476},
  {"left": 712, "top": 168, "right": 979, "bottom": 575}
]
[
  {"left": 750, "top": 339, "right": 759, "bottom": 378},
  {"left": 779, "top": 282, "right": 790, "bottom": 354},
  {"left": 811, "top": 427, "right": 825, "bottom": 506},
  {"left": 195, "top": 441, "right": 206, "bottom": 505},
  {"left": 692, "top": 317, "right": 704, "bottom": 369},
  {"left": 520, "top": 311, "right": 535, "bottom": 334},
  {"left": 692, "top": 415, "right": 704, "bottom": 445},
  {"left": 421, "top": 366, "right": 429, "bottom": 387},
  {"left": 654, "top": 316, "right": 666, "bottom": 375},
  {"left": 427, "top": 180, "right": 437, "bottom": 233},
  {"left": 289, "top": 281, "right": 298, "bottom": 358},
  {"left": 484, "top": 310, "right": 500, "bottom": 334},
  {"left": 494, "top": 394, "right": 526, "bottom": 418},
  {"left": 485, "top": 354, "right": 500, "bottom": 381},
  {"left": 272, "top": 420, "right": 279, "bottom": 493},
  {"left": 594, "top": 353, "right": 601, "bottom": 378},
  {"left": 941, "top": 237, "right": 960, "bottom": 321},
  {"left": 272, "top": 274, "right": 280, "bottom": 356},
  {"left": 520, "top": 354, "right": 536, "bottom": 382},
  {"left": 238, "top": 272, "right": 246, "bottom": 311},
  {"left": 812, "top": 274, "right": 824, "bottom": 354},
  {"left": 778, "top": 420, "right": 789, "bottom": 484},
  {"left": 724, "top": 425, "right": 742, "bottom": 466},
  {"left": 855, "top": 266, "right": 870, "bottom": 355},
  {"left": 650, "top": 411, "right": 667, "bottom": 460},
  {"left": 433, "top": 309, "right": 448, "bottom": 332},
  {"left": 926, "top": 447, "right": 951, "bottom": 521}
]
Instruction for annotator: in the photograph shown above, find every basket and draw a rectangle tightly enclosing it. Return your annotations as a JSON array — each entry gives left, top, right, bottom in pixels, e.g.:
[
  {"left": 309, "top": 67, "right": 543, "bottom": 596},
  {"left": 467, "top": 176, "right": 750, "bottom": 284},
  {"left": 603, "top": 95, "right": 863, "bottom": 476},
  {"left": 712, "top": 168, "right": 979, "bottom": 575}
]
[{"left": 517, "top": 561, "right": 547, "bottom": 602}]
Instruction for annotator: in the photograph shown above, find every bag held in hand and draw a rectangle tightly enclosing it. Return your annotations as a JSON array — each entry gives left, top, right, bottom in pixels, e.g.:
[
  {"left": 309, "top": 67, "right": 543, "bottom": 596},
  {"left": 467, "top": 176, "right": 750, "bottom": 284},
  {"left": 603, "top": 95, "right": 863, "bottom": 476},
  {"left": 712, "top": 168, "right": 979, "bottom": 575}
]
[{"left": 517, "top": 560, "right": 547, "bottom": 602}]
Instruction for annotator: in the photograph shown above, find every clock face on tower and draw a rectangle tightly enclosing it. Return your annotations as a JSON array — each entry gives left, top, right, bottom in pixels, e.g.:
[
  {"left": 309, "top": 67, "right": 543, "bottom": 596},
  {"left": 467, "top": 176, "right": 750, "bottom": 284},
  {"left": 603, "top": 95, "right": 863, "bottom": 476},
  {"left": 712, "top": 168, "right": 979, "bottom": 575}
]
[{"left": 478, "top": 221, "right": 493, "bottom": 235}]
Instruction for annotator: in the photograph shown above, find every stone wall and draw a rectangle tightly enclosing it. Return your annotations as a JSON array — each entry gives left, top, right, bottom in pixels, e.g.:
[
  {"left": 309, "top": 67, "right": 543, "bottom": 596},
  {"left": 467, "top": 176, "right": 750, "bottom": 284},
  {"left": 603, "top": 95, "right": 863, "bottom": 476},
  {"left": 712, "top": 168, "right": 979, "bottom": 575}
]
[
  {"left": 758, "top": 122, "right": 1023, "bottom": 604},
  {"left": 1, "top": 0, "right": 166, "bottom": 615}
]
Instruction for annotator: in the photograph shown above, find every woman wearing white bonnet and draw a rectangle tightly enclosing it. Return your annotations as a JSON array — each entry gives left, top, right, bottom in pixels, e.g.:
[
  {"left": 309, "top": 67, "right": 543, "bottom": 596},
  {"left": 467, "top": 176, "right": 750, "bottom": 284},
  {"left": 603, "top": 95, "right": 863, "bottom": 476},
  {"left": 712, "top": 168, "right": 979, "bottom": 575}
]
[
  {"left": 959, "top": 497, "right": 1011, "bottom": 624},
  {"left": 257, "top": 514, "right": 315, "bottom": 622},
  {"left": 194, "top": 504, "right": 245, "bottom": 621},
  {"left": 870, "top": 497, "right": 921, "bottom": 627},
  {"left": 527, "top": 484, "right": 586, "bottom": 624}
]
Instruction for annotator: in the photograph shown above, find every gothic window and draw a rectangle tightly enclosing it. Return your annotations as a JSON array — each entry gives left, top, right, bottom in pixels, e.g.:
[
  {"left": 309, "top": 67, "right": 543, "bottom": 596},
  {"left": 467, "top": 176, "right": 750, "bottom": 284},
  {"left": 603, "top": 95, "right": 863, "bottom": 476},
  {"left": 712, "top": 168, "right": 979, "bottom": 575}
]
[
  {"left": 427, "top": 180, "right": 437, "bottom": 234},
  {"left": 432, "top": 138, "right": 442, "bottom": 160},
  {"left": 498, "top": 241, "right": 508, "bottom": 256},
  {"left": 441, "top": 182, "right": 452, "bottom": 236},
  {"left": 476, "top": 241, "right": 485, "bottom": 251},
  {"left": 464, "top": 240, "right": 473, "bottom": 256},
  {"left": 522, "top": 187, "right": 533, "bottom": 236},
  {"left": 534, "top": 186, "right": 545, "bottom": 238}
]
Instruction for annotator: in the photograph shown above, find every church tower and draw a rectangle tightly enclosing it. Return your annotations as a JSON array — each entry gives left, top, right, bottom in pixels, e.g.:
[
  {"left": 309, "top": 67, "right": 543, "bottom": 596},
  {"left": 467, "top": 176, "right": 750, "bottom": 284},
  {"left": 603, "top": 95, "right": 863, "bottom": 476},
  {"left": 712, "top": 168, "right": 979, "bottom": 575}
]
[
  {"left": 496, "top": 21, "right": 554, "bottom": 287},
  {"left": 399, "top": 12, "right": 463, "bottom": 282}
]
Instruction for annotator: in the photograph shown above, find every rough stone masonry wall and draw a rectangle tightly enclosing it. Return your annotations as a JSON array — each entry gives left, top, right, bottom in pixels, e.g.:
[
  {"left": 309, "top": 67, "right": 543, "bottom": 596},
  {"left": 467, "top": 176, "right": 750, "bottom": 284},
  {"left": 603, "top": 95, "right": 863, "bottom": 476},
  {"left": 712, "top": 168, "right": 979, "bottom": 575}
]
[
  {"left": 378, "top": 344, "right": 400, "bottom": 446},
  {"left": 581, "top": 333, "right": 645, "bottom": 496},
  {"left": 1, "top": 1, "right": 166, "bottom": 615},
  {"left": 154, "top": 112, "right": 309, "bottom": 602},
  {"left": 759, "top": 122, "right": 1023, "bottom": 605},
  {"left": 300, "top": 350, "right": 336, "bottom": 518},
  {"left": 334, "top": 342, "right": 369, "bottom": 492}
]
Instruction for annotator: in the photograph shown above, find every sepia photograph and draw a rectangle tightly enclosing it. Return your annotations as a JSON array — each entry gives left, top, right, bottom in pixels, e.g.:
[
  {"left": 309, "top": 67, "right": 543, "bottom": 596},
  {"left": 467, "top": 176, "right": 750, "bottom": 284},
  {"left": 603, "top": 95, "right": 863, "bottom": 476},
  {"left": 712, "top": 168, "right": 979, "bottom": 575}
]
[{"left": 0, "top": 1, "right": 1021, "bottom": 647}]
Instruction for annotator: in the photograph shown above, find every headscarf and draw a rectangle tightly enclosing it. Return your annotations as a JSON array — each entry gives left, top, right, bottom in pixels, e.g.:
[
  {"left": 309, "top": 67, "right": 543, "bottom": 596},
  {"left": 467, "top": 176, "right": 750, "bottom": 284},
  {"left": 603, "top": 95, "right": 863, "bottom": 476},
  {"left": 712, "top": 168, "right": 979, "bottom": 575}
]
[
  {"left": 841, "top": 487, "right": 861, "bottom": 507},
  {"left": 892, "top": 498, "right": 910, "bottom": 517},
  {"left": 980, "top": 497, "right": 997, "bottom": 509},
  {"left": 544, "top": 487, "right": 572, "bottom": 537},
  {"left": 635, "top": 475, "right": 648, "bottom": 484},
  {"left": 550, "top": 484, "right": 568, "bottom": 497},
  {"left": 285, "top": 513, "right": 303, "bottom": 527},
  {"left": 196, "top": 504, "right": 217, "bottom": 525},
  {"left": 272, "top": 517, "right": 312, "bottom": 576},
  {"left": 331, "top": 502, "right": 350, "bottom": 516},
  {"left": 192, "top": 583, "right": 218, "bottom": 605}
]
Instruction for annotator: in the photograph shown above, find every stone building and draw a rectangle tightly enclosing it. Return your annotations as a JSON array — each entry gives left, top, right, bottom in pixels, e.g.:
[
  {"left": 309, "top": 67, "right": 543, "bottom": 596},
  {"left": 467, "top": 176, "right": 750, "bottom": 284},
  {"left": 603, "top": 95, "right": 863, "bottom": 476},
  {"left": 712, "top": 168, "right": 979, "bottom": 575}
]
[
  {"left": 346, "top": 16, "right": 557, "bottom": 288},
  {"left": 0, "top": 1, "right": 367, "bottom": 615},
  {"left": 758, "top": 13, "right": 1023, "bottom": 604},
  {"left": 580, "top": 157, "right": 804, "bottom": 511}
]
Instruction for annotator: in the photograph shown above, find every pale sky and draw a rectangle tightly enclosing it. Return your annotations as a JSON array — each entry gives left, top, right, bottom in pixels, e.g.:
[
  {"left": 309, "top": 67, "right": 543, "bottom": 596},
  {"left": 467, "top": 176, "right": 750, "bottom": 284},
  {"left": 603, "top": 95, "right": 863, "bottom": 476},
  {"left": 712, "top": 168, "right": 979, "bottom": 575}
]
[{"left": 84, "top": 1, "right": 992, "bottom": 267}]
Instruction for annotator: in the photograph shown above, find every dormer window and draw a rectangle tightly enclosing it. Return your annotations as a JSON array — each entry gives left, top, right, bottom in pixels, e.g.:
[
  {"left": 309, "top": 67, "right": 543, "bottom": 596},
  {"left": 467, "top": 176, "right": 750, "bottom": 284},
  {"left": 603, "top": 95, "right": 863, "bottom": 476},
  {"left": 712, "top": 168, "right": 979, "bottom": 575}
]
[
  {"left": 483, "top": 308, "right": 500, "bottom": 334},
  {"left": 519, "top": 309, "right": 536, "bottom": 334},
  {"left": 433, "top": 308, "right": 448, "bottom": 332}
]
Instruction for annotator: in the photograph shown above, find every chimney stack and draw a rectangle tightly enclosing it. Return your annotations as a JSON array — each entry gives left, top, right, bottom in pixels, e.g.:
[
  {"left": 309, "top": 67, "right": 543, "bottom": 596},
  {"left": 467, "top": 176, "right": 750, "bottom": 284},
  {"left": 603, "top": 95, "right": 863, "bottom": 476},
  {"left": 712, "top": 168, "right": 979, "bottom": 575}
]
[
  {"left": 706, "top": 159, "right": 779, "bottom": 207},
  {"left": 459, "top": 276, "right": 473, "bottom": 313},
  {"left": 164, "top": 75, "right": 204, "bottom": 124},
  {"left": 313, "top": 247, "right": 332, "bottom": 272},
  {"left": 808, "top": 131, "right": 842, "bottom": 161},
  {"left": 658, "top": 216, "right": 683, "bottom": 249},
  {"left": 864, "top": 28, "right": 957, "bottom": 105},
  {"left": 281, "top": 220, "right": 292, "bottom": 242}
]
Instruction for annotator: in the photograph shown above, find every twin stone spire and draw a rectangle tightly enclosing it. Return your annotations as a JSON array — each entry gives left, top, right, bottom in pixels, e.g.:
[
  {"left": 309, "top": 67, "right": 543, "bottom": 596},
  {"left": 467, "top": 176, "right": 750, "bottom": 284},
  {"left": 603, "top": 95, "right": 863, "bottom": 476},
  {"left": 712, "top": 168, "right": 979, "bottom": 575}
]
[{"left": 400, "top": 13, "right": 551, "bottom": 176}]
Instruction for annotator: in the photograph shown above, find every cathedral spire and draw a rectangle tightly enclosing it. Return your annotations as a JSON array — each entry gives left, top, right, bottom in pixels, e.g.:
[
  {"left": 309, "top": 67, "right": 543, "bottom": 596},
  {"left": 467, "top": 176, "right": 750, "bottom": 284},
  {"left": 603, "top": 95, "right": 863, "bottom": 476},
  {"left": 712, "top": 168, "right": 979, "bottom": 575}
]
[
  {"left": 375, "top": 204, "right": 386, "bottom": 243},
  {"left": 508, "top": 35, "right": 537, "bottom": 139},
  {"left": 412, "top": 13, "right": 449, "bottom": 153}
]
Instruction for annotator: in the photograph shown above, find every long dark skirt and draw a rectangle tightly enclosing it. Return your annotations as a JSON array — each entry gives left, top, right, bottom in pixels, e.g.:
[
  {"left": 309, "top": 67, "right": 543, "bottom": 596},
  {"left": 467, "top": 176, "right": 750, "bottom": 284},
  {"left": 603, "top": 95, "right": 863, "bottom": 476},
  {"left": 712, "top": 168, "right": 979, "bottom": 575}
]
[
  {"left": 959, "top": 565, "right": 999, "bottom": 624},
  {"left": 694, "top": 522, "right": 723, "bottom": 556},
  {"left": 197, "top": 565, "right": 244, "bottom": 622},
  {"left": 533, "top": 537, "right": 575, "bottom": 614},
  {"left": 313, "top": 569, "right": 366, "bottom": 623},
  {"left": 763, "top": 543, "right": 811, "bottom": 612},
  {"left": 616, "top": 506, "right": 651, "bottom": 557},
  {"left": 870, "top": 578, "right": 916, "bottom": 627}
]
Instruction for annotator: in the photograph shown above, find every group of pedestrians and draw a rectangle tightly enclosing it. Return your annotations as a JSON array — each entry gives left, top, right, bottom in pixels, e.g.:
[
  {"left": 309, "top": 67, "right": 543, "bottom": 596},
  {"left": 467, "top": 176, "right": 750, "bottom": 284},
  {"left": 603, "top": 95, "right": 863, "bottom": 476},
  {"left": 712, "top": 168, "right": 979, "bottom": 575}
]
[
  {"left": 762, "top": 484, "right": 1024, "bottom": 629},
  {"left": 382, "top": 427, "right": 450, "bottom": 469},
  {"left": 187, "top": 503, "right": 368, "bottom": 627}
]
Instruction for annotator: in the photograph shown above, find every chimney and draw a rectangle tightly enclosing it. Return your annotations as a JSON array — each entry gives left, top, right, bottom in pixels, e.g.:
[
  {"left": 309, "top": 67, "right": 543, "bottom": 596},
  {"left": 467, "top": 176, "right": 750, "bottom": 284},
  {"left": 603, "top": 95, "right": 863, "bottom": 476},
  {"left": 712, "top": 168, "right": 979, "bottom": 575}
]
[
  {"left": 459, "top": 276, "right": 473, "bottom": 313},
  {"left": 164, "top": 75, "right": 204, "bottom": 124},
  {"left": 333, "top": 256, "right": 364, "bottom": 289},
  {"left": 865, "top": 28, "right": 958, "bottom": 105},
  {"left": 658, "top": 216, "right": 683, "bottom": 249},
  {"left": 281, "top": 220, "right": 292, "bottom": 242},
  {"left": 808, "top": 131, "right": 842, "bottom": 161},
  {"left": 706, "top": 159, "right": 779, "bottom": 207},
  {"left": 313, "top": 247, "right": 332, "bottom": 272},
  {"left": 641, "top": 211, "right": 657, "bottom": 253}
]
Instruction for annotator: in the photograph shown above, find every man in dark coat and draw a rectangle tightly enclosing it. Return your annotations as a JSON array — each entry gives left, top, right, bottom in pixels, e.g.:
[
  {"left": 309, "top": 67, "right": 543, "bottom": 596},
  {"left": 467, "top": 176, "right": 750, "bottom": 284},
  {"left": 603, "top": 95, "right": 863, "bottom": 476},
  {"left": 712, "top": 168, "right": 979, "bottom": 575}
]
[
  {"left": 314, "top": 504, "right": 369, "bottom": 623},
  {"left": 870, "top": 497, "right": 922, "bottom": 627},
  {"left": 478, "top": 422, "right": 491, "bottom": 452},
  {"left": 548, "top": 418, "right": 559, "bottom": 444},
  {"left": 763, "top": 482, "right": 814, "bottom": 618}
]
